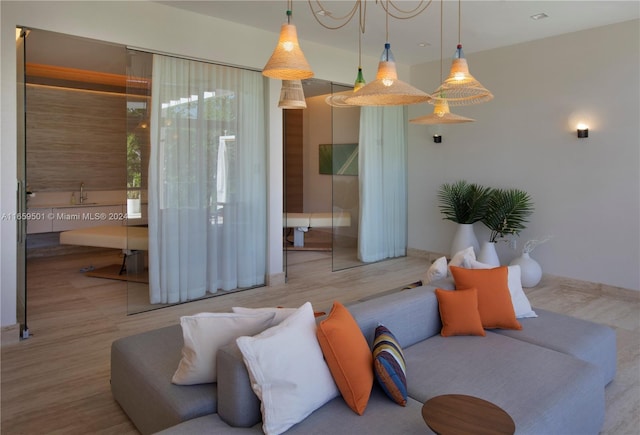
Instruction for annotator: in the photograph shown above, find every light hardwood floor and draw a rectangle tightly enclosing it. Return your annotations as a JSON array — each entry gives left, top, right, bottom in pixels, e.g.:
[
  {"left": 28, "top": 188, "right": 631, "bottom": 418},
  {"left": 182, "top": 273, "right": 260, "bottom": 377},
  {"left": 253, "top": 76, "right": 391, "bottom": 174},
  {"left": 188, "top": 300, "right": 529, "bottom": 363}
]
[{"left": 1, "top": 249, "right": 639, "bottom": 434}]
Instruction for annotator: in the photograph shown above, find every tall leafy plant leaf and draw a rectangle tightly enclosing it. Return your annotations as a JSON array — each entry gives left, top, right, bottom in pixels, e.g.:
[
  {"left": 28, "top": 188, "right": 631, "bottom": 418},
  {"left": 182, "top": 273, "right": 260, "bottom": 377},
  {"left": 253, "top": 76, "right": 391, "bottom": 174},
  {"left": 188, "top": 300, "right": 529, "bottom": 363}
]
[
  {"left": 482, "top": 188, "right": 534, "bottom": 242},
  {"left": 438, "top": 180, "right": 492, "bottom": 224}
]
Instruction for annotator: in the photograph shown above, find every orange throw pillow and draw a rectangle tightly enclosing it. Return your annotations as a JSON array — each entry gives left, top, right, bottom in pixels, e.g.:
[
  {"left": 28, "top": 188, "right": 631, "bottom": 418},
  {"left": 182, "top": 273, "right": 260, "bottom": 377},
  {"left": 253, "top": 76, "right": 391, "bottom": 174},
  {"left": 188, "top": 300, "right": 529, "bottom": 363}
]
[
  {"left": 435, "top": 288, "right": 486, "bottom": 337},
  {"left": 317, "top": 301, "right": 373, "bottom": 415},
  {"left": 449, "top": 266, "right": 522, "bottom": 330}
]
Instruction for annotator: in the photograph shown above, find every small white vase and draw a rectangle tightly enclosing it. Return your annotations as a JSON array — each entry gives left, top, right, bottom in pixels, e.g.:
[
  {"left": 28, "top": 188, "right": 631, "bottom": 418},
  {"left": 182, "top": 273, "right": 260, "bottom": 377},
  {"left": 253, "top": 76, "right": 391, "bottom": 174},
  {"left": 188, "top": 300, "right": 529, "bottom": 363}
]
[
  {"left": 450, "top": 223, "right": 480, "bottom": 258},
  {"left": 510, "top": 252, "right": 542, "bottom": 287},
  {"left": 478, "top": 241, "right": 500, "bottom": 266}
]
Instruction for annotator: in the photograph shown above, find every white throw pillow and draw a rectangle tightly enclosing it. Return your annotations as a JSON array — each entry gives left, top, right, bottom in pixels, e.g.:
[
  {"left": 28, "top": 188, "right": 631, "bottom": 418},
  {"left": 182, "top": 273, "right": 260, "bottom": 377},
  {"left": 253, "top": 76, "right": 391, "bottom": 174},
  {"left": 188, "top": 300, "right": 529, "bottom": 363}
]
[
  {"left": 447, "top": 247, "right": 476, "bottom": 275},
  {"left": 423, "top": 256, "right": 447, "bottom": 285},
  {"left": 231, "top": 306, "right": 296, "bottom": 326},
  {"left": 236, "top": 302, "right": 339, "bottom": 435},
  {"left": 468, "top": 260, "right": 538, "bottom": 318},
  {"left": 172, "top": 311, "right": 275, "bottom": 385},
  {"left": 506, "top": 265, "right": 538, "bottom": 318}
]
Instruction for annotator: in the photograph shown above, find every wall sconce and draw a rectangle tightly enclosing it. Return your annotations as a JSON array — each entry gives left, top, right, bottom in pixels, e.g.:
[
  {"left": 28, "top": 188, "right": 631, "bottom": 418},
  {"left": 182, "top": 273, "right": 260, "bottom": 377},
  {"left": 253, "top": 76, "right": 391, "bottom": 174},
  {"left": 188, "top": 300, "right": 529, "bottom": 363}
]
[
  {"left": 577, "top": 124, "right": 589, "bottom": 138},
  {"left": 433, "top": 135, "right": 442, "bottom": 143}
]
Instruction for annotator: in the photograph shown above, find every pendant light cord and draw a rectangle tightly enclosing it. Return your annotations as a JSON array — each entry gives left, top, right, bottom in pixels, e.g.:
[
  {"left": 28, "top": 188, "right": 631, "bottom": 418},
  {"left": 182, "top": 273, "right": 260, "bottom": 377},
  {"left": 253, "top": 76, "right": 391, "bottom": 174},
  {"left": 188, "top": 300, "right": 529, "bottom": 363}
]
[
  {"left": 308, "top": 1, "right": 432, "bottom": 30},
  {"left": 358, "top": 1, "right": 363, "bottom": 67},
  {"left": 439, "top": 0, "right": 443, "bottom": 81},
  {"left": 385, "top": 0, "right": 389, "bottom": 42},
  {"left": 458, "top": 0, "right": 461, "bottom": 45}
]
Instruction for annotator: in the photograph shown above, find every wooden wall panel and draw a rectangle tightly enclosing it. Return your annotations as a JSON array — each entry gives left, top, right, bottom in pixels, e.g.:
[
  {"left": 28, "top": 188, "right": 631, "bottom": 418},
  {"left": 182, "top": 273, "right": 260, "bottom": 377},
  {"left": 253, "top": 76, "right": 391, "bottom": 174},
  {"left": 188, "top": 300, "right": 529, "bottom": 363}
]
[
  {"left": 26, "top": 85, "right": 127, "bottom": 192},
  {"left": 284, "top": 110, "right": 303, "bottom": 213}
]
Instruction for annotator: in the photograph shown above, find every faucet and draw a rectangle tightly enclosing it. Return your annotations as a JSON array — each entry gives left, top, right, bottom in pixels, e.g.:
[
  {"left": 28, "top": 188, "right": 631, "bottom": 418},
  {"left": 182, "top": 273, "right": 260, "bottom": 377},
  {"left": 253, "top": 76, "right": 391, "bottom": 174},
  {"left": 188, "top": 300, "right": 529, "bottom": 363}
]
[{"left": 80, "top": 182, "right": 88, "bottom": 204}]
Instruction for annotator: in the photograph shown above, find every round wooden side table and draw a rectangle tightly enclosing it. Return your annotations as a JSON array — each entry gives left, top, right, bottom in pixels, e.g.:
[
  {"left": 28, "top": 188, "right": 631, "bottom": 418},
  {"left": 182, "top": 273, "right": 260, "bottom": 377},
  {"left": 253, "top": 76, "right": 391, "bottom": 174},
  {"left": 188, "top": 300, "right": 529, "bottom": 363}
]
[{"left": 422, "top": 394, "right": 515, "bottom": 435}]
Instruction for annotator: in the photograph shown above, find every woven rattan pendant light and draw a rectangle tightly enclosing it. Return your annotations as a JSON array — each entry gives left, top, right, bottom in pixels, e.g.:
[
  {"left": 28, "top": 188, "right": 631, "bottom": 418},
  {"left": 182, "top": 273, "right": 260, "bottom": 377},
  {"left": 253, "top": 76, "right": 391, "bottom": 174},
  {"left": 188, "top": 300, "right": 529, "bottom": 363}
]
[
  {"left": 410, "top": 98, "right": 474, "bottom": 124},
  {"left": 326, "top": 4, "right": 367, "bottom": 108},
  {"left": 263, "top": 3, "right": 313, "bottom": 80},
  {"left": 432, "top": 0, "right": 493, "bottom": 105},
  {"left": 411, "top": 0, "right": 474, "bottom": 124},
  {"left": 278, "top": 80, "right": 307, "bottom": 109},
  {"left": 325, "top": 90, "right": 356, "bottom": 108},
  {"left": 343, "top": 43, "right": 430, "bottom": 106},
  {"left": 343, "top": 1, "right": 431, "bottom": 108},
  {"left": 343, "top": 0, "right": 430, "bottom": 106}
]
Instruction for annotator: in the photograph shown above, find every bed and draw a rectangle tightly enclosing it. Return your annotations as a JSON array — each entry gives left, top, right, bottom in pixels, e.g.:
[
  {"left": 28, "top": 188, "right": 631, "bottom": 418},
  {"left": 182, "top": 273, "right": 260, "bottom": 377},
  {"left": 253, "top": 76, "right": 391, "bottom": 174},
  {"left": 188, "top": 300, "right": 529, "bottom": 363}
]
[
  {"left": 59, "top": 226, "right": 148, "bottom": 274},
  {"left": 283, "top": 212, "right": 351, "bottom": 247}
]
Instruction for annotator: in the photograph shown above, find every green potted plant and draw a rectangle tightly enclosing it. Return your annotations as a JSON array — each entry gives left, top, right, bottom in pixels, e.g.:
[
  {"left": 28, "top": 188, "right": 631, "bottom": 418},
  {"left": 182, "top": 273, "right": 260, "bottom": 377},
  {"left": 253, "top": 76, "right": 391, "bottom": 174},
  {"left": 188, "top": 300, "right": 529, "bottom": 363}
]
[
  {"left": 479, "top": 188, "right": 534, "bottom": 265},
  {"left": 437, "top": 180, "right": 493, "bottom": 257}
]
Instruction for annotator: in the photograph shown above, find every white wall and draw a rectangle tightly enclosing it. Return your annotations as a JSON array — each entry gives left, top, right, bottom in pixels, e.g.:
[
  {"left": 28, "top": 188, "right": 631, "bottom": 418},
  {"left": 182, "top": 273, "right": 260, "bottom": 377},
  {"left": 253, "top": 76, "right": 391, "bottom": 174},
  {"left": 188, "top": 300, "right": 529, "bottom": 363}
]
[
  {"left": 0, "top": 0, "right": 389, "bottom": 328},
  {"left": 407, "top": 20, "right": 640, "bottom": 291}
]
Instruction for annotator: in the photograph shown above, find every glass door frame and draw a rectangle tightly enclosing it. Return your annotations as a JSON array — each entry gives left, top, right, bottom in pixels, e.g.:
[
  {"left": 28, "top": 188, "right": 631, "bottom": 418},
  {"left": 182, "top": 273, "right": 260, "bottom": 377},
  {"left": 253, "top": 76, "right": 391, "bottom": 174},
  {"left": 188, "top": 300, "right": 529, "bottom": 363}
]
[
  {"left": 16, "top": 27, "right": 29, "bottom": 339},
  {"left": 330, "top": 82, "right": 363, "bottom": 271}
]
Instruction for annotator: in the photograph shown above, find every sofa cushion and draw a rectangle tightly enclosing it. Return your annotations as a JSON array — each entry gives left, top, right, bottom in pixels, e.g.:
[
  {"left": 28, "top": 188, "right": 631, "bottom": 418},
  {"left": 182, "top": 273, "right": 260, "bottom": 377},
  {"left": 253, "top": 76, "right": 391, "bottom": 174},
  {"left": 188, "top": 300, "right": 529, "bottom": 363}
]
[
  {"left": 236, "top": 302, "right": 339, "bottom": 435},
  {"left": 216, "top": 342, "right": 262, "bottom": 428},
  {"left": 449, "top": 266, "right": 522, "bottom": 330},
  {"left": 372, "top": 324, "right": 407, "bottom": 406},
  {"left": 492, "top": 308, "right": 617, "bottom": 386},
  {"left": 154, "top": 413, "right": 261, "bottom": 434},
  {"left": 404, "top": 332, "right": 605, "bottom": 435},
  {"left": 435, "top": 288, "right": 486, "bottom": 337},
  {"left": 172, "top": 311, "right": 276, "bottom": 385},
  {"left": 284, "top": 386, "right": 427, "bottom": 435},
  {"left": 111, "top": 325, "right": 217, "bottom": 434},
  {"left": 164, "top": 388, "right": 429, "bottom": 435},
  {"left": 317, "top": 301, "right": 374, "bottom": 415}
]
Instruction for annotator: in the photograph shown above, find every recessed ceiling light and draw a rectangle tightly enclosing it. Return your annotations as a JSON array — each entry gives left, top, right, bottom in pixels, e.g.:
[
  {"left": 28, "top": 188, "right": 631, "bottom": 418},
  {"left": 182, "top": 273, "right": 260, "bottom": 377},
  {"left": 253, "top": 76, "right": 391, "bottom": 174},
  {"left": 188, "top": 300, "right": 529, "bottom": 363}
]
[{"left": 530, "top": 13, "right": 549, "bottom": 21}]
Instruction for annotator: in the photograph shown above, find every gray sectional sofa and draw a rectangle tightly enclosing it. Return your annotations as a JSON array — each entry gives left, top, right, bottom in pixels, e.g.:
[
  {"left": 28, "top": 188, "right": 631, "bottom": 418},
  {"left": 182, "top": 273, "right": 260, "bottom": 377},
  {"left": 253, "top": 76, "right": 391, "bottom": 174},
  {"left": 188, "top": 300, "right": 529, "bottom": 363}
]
[{"left": 111, "top": 278, "right": 616, "bottom": 434}]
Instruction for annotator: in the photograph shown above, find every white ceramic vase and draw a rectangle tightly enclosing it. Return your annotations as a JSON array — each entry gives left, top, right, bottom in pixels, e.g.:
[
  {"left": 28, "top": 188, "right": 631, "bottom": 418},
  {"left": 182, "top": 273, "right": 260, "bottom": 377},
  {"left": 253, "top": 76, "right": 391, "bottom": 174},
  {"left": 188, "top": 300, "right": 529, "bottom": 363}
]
[
  {"left": 478, "top": 241, "right": 500, "bottom": 266},
  {"left": 450, "top": 223, "right": 480, "bottom": 258},
  {"left": 510, "top": 252, "right": 542, "bottom": 287}
]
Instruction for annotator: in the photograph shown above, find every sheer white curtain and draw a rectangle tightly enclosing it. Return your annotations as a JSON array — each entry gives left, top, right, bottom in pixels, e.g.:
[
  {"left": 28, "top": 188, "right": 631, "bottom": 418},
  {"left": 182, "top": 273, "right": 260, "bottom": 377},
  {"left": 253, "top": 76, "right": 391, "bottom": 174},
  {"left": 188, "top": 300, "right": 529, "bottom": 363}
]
[
  {"left": 148, "top": 54, "right": 267, "bottom": 304},
  {"left": 357, "top": 106, "right": 408, "bottom": 263}
]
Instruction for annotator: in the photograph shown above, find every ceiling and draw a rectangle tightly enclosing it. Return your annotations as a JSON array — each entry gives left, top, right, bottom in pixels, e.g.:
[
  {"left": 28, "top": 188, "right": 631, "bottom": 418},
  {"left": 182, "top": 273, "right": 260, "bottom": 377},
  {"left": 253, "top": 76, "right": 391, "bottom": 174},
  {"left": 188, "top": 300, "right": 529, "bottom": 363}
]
[
  {"left": 23, "top": 1, "right": 638, "bottom": 98},
  {"left": 158, "top": 1, "right": 639, "bottom": 64}
]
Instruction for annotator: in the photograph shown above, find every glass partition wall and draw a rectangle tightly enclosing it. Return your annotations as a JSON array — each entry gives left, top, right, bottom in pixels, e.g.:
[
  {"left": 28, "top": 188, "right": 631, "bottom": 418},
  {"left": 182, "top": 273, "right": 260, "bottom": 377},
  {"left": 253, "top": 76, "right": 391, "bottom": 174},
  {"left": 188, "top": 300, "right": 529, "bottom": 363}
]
[
  {"left": 126, "top": 49, "right": 268, "bottom": 314},
  {"left": 331, "top": 83, "right": 363, "bottom": 271},
  {"left": 18, "top": 29, "right": 268, "bottom": 322},
  {"left": 125, "top": 50, "right": 159, "bottom": 313}
]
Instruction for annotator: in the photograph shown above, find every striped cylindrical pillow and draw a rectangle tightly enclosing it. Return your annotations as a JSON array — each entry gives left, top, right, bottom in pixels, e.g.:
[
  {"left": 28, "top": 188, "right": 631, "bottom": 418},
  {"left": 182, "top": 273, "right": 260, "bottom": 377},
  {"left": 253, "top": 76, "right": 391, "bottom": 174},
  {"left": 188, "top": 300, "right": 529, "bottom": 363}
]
[{"left": 372, "top": 324, "right": 407, "bottom": 406}]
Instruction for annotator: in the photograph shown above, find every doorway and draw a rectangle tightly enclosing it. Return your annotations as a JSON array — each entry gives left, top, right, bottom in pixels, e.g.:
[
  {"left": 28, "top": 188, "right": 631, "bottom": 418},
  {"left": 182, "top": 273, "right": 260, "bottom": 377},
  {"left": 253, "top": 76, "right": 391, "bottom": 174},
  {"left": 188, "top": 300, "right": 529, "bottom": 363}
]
[{"left": 283, "top": 80, "right": 364, "bottom": 279}]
